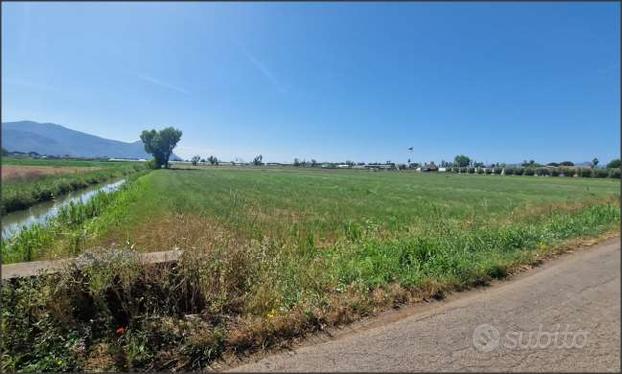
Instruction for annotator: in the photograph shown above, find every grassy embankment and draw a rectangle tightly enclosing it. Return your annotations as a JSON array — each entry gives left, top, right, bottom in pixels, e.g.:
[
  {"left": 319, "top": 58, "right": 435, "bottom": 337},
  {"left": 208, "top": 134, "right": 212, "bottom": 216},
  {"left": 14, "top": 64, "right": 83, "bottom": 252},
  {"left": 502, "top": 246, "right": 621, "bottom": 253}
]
[
  {"left": 0, "top": 158, "right": 146, "bottom": 214},
  {"left": 1, "top": 168, "right": 619, "bottom": 371}
]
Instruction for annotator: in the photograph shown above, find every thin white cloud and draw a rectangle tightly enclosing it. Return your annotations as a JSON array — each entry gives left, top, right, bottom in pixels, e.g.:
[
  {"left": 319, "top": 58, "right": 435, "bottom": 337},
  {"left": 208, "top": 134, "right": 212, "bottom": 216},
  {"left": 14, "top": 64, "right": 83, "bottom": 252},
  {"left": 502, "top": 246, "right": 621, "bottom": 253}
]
[
  {"left": 237, "top": 43, "right": 287, "bottom": 93},
  {"left": 138, "top": 74, "right": 189, "bottom": 95}
]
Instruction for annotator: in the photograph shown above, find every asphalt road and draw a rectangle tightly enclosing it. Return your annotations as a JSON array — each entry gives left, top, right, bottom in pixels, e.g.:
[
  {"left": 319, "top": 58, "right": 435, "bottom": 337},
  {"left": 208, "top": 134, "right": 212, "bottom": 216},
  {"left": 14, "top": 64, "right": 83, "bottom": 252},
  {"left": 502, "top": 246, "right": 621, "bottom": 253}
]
[{"left": 232, "top": 238, "right": 620, "bottom": 372}]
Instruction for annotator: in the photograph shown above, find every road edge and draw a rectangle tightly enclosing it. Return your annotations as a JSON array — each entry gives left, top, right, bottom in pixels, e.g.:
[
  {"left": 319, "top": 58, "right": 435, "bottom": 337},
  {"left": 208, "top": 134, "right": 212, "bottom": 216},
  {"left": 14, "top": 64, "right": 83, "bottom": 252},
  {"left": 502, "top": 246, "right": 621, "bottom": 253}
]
[{"left": 216, "top": 232, "right": 620, "bottom": 371}]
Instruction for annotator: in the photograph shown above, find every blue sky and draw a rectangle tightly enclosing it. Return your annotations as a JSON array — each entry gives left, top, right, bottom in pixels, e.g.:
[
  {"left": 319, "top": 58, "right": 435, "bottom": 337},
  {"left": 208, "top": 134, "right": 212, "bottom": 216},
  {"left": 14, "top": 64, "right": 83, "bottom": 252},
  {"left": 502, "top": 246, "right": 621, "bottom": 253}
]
[{"left": 2, "top": 2, "right": 619, "bottom": 164}]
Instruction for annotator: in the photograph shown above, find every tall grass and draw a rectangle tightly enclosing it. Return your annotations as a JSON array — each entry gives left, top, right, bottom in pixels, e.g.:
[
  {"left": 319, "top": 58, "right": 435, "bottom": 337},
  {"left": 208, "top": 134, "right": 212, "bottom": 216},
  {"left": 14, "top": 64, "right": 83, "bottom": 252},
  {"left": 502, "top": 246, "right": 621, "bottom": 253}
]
[
  {"left": 1, "top": 162, "right": 145, "bottom": 214},
  {"left": 1, "top": 168, "right": 619, "bottom": 371},
  {"left": 1, "top": 171, "right": 149, "bottom": 263}
]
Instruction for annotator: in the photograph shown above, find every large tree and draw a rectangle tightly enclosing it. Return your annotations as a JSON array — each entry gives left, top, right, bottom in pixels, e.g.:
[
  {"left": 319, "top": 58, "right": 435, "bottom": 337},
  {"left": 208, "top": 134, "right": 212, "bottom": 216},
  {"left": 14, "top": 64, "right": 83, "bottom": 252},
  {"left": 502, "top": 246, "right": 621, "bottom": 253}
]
[
  {"left": 140, "top": 127, "right": 182, "bottom": 168},
  {"left": 454, "top": 155, "right": 471, "bottom": 167}
]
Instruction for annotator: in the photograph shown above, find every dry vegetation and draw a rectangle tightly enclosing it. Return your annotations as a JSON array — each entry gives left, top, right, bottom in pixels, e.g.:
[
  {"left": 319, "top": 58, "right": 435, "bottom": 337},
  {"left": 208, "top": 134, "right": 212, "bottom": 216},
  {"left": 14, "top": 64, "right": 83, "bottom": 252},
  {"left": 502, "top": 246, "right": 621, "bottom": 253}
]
[
  {"left": 1, "top": 168, "right": 619, "bottom": 371},
  {"left": 0, "top": 158, "right": 145, "bottom": 214},
  {"left": 1, "top": 165, "right": 102, "bottom": 182}
]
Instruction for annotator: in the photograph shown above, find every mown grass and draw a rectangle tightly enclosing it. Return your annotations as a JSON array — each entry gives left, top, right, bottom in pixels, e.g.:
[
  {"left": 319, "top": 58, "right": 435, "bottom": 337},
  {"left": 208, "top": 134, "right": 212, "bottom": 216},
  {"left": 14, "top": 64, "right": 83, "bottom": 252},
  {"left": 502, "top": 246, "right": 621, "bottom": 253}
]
[
  {"left": 0, "top": 159, "right": 145, "bottom": 214},
  {"left": 1, "top": 168, "right": 619, "bottom": 371}
]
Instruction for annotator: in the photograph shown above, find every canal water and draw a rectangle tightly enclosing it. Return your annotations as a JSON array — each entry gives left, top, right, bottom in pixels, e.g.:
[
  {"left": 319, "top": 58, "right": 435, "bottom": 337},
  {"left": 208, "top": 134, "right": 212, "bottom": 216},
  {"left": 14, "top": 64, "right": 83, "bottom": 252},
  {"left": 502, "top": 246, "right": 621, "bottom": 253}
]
[{"left": 1, "top": 179, "right": 126, "bottom": 240}]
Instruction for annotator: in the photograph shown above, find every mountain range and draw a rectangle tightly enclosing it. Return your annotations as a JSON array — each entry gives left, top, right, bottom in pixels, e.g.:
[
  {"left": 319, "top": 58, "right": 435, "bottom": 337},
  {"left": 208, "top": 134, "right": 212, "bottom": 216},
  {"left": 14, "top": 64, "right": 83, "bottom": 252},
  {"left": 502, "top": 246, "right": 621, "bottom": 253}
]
[{"left": 1, "top": 121, "right": 180, "bottom": 160}]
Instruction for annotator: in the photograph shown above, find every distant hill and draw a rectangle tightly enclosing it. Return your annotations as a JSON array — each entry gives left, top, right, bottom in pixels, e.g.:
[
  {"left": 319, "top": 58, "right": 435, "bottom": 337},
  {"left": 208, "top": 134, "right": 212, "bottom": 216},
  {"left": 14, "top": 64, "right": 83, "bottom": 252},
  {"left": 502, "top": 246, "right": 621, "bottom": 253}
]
[{"left": 1, "top": 121, "right": 180, "bottom": 160}]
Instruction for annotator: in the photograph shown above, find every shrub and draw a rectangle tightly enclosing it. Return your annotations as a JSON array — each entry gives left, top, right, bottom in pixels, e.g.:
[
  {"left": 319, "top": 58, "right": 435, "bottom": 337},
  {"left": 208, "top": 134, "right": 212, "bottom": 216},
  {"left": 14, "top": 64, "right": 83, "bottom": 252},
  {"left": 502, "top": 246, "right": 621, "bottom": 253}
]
[
  {"left": 145, "top": 159, "right": 158, "bottom": 169},
  {"left": 504, "top": 168, "right": 514, "bottom": 175},
  {"left": 493, "top": 167, "right": 503, "bottom": 175},
  {"left": 537, "top": 168, "right": 550, "bottom": 176},
  {"left": 560, "top": 167, "right": 575, "bottom": 177},
  {"left": 484, "top": 168, "right": 492, "bottom": 175},
  {"left": 609, "top": 168, "right": 621, "bottom": 179},
  {"left": 514, "top": 167, "right": 525, "bottom": 176},
  {"left": 459, "top": 167, "right": 467, "bottom": 173},
  {"left": 606, "top": 159, "right": 621, "bottom": 169},
  {"left": 550, "top": 168, "right": 560, "bottom": 177},
  {"left": 524, "top": 168, "right": 535, "bottom": 176},
  {"left": 477, "top": 168, "right": 484, "bottom": 174},
  {"left": 593, "top": 169, "right": 609, "bottom": 178},
  {"left": 579, "top": 168, "right": 593, "bottom": 178},
  {"left": 467, "top": 167, "right": 475, "bottom": 174}
]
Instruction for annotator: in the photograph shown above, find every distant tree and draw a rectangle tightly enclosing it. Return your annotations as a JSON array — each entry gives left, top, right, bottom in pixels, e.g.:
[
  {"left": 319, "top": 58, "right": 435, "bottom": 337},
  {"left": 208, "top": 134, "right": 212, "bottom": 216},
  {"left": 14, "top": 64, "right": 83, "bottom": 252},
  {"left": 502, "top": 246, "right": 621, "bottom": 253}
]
[
  {"left": 252, "top": 154, "right": 264, "bottom": 166},
  {"left": 592, "top": 158, "right": 599, "bottom": 168},
  {"left": 454, "top": 155, "right": 471, "bottom": 167},
  {"left": 345, "top": 160, "right": 355, "bottom": 166},
  {"left": 207, "top": 155, "right": 219, "bottom": 165},
  {"left": 311, "top": 159, "right": 318, "bottom": 167},
  {"left": 140, "top": 127, "right": 182, "bottom": 168},
  {"left": 473, "top": 161, "right": 484, "bottom": 168},
  {"left": 522, "top": 160, "right": 542, "bottom": 168},
  {"left": 293, "top": 158, "right": 301, "bottom": 167},
  {"left": 547, "top": 162, "right": 560, "bottom": 167},
  {"left": 1, "top": 147, "right": 8, "bottom": 157},
  {"left": 606, "top": 159, "right": 621, "bottom": 169},
  {"left": 560, "top": 161, "right": 574, "bottom": 166},
  {"left": 191, "top": 155, "right": 201, "bottom": 166}
]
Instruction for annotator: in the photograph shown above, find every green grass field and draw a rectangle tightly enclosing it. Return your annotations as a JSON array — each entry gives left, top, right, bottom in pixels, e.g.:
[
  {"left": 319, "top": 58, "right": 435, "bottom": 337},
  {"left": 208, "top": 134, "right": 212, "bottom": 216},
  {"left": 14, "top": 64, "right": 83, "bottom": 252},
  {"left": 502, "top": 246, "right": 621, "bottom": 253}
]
[
  {"left": 2, "top": 167, "right": 620, "bottom": 371},
  {"left": 0, "top": 158, "right": 145, "bottom": 214},
  {"left": 80, "top": 167, "right": 619, "bottom": 254}
]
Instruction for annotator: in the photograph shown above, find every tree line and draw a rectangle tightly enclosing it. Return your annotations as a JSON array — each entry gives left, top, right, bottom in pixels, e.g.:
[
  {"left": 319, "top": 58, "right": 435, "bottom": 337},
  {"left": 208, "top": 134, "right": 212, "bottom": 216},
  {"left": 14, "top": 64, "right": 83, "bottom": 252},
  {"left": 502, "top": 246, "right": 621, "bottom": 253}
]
[
  {"left": 450, "top": 154, "right": 620, "bottom": 169},
  {"left": 135, "top": 129, "right": 620, "bottom": 175}
]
